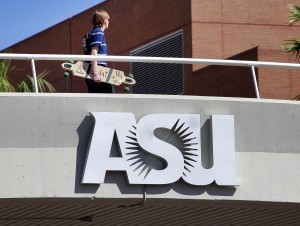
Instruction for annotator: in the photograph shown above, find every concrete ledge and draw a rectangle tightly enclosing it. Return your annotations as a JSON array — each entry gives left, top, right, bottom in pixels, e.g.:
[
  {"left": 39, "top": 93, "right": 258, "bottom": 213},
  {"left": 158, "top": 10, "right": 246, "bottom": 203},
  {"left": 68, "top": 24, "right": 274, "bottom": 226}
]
[
  {"left": 0, "top": 93, "right": 299, "bottom": 203},
  {"left": 0, "top": 147, "right": 299, "bottom": 203}
]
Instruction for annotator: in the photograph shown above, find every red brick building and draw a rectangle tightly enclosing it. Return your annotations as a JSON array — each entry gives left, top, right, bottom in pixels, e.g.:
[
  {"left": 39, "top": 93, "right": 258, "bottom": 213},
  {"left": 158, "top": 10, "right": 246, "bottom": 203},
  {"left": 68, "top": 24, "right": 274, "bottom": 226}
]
[{"left": 3, "top": 0, "right": 300, "bottom": 99}]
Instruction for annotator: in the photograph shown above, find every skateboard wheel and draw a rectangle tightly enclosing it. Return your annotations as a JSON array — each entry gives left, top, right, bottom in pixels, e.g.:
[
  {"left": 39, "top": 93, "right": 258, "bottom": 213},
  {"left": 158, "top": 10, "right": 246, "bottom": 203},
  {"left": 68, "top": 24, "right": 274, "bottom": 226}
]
[
  {"left": 128, "top": 73, "right": 134, "bottom": 78},
  {"left": 124, "top": 86, "right": 130, "bottom": 92},
  {"left": 67, "top": 60, "right": 74, "bottom": 64},
  {"left": 63, "top": 72, "right": 70, "bottom": 78}
]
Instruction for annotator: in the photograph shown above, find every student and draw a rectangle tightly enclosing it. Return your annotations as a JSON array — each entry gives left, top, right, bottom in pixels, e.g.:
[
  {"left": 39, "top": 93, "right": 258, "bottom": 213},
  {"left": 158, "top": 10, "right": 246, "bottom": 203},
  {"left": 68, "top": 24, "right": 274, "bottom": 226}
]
[{"left": 85, "top": 10, "right": 114, "bottom": 93}]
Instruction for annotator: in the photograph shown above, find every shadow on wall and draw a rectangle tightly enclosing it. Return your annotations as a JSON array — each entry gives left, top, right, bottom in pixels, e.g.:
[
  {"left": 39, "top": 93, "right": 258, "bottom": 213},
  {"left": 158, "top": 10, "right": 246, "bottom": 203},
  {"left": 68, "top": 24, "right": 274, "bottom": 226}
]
[
  {"left": 75, "top": 116, "right": 99, "bottom": 194},
  {"left": 192, "top": 47, "right": 258, "bottom": 98}
]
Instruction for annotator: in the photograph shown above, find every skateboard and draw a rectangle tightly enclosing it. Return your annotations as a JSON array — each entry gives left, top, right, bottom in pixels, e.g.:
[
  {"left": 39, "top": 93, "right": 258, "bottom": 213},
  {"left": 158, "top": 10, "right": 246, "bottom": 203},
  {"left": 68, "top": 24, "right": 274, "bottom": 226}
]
[{"left": 61, "top": 61, "right": 136, "bottom": 92}]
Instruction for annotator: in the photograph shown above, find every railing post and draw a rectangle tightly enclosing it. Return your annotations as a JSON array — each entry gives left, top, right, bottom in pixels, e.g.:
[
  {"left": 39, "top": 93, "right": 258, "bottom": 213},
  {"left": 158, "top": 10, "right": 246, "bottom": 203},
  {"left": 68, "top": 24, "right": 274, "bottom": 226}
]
[
  {"left": 251, "top": 66, "right": 260, "bottom": 99},
  {"left": 30, "top": 59, "right": 39, "bottom": 93}
]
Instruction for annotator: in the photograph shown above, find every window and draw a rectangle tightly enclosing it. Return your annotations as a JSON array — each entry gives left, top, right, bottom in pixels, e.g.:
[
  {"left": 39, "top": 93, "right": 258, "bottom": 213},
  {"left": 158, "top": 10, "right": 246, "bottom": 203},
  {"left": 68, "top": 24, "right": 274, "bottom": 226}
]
[{"left": 131, "top": 30, "right": 184, "bottom": 94}]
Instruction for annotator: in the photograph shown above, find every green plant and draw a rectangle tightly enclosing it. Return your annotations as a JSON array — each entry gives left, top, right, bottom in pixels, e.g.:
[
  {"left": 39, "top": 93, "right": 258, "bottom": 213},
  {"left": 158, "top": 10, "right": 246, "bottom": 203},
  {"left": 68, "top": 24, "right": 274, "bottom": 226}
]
[
  {"left": 0, "top": 59, "right": 15, "bottom": 92},
  {"left": 287, "top": 4, "right": 300, "bottom": 25},
  {"left": 282, "top": 4, "right": 300, "bottom": 62},
  {"left": 282, "top": 4, "right": 300, "bottom": 100},
  {"left": 0, "top": 59, "right": 56, "bottom": 93},
  {"left": 282, "top": 39, "right": 300, "bottom": 61},
  {"left": 17, "top": 70, "right": 56, "bottom": 92}
]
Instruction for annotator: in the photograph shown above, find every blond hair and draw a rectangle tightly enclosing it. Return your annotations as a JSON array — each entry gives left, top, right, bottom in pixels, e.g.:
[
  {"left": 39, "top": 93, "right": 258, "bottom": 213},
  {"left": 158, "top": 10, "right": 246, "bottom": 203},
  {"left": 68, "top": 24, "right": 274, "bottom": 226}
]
[{"left": 92, "top": 10, "right": 110, "bottom": 27}]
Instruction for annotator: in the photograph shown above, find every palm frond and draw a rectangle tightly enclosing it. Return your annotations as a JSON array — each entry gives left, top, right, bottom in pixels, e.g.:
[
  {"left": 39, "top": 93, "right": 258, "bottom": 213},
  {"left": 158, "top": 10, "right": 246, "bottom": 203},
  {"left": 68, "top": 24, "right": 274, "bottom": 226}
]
[
  {"left": 282, "top": 39, "right": 300, "bottom": 61},
  {"left": 0, "top": 59, "right": 15, "bottom": 92},
  {"left": 287, "top": 4, "right": 300, "bottom": 25},
  {"left": 17, "top": 75, "right": 33, "bottom": 92},
  {"left": 17, "top": 70, "right": 56, "bottom": 93}
]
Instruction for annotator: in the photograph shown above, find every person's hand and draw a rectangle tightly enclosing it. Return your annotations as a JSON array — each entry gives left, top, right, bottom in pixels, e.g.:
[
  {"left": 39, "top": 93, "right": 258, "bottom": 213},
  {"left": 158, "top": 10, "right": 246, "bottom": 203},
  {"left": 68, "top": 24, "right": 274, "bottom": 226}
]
[{"left": 92, "top": 71, "right": 101, "bottom": 83}]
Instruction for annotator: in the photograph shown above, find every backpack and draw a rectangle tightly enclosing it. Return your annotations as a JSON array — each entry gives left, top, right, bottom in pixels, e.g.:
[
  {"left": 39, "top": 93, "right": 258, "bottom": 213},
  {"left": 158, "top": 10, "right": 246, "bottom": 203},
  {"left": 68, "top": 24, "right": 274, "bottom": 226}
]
[{"left": 82, "top": 32, "right": 91, "bottom": 55}]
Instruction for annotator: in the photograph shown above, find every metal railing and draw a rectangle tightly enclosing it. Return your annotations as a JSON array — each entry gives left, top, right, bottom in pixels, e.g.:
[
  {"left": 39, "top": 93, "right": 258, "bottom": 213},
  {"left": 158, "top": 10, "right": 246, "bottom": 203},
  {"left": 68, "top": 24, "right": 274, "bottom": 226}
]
[{"left": 1, "top": 53, "right": 300, "bottom": 97}]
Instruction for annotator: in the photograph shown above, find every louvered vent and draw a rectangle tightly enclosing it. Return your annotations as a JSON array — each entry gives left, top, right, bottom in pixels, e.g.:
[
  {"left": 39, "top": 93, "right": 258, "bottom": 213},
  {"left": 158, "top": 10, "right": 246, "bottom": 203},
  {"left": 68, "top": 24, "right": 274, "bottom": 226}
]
[{"left": 131, "top": 31, "right": 184, "bottom": 94}]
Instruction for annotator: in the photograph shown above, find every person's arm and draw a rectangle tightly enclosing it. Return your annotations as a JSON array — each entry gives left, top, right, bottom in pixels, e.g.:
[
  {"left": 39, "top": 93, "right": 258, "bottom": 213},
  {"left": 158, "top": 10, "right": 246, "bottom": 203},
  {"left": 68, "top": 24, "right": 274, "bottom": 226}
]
[{"left": 91, "top": 46, "right": 101, "bottom": 83}]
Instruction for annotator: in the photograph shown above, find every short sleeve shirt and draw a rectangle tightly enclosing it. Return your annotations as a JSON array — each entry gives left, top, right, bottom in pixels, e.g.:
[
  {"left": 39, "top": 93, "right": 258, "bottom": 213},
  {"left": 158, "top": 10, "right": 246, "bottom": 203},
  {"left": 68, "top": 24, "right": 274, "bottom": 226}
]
[{"left": 89, "top": 26, "right": 108, "bottom": 66}]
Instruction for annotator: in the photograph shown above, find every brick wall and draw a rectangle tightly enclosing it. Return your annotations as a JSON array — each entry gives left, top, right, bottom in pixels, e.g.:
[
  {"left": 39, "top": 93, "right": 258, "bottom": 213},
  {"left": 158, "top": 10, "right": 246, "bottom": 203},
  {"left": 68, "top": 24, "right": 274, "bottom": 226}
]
[
  {"left": 190, "top": 47, "right": 258, "bottom": 97},
  {"left": 4, "top": 0, "right": 192, "bottom": 93},
  {"left": 3, "top": 0, "right": 300, "bottom": 99},
  {"left": 190, "top": 0, "right": 300, "bottom": 99}
]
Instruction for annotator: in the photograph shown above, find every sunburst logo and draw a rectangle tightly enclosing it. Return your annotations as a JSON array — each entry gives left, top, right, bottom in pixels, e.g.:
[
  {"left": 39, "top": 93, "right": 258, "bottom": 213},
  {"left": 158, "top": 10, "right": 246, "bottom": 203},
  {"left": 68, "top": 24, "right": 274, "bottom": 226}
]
[{"left": 125, "top": 119, "right": 199, "bottom": 179}]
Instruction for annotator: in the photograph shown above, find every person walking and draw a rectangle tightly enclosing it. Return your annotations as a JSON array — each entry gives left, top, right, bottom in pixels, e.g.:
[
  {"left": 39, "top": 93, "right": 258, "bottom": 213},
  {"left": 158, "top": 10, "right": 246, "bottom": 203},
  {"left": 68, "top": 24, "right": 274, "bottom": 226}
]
[{"left": 84, "top": 10, "right": 114, "bottom": 93}]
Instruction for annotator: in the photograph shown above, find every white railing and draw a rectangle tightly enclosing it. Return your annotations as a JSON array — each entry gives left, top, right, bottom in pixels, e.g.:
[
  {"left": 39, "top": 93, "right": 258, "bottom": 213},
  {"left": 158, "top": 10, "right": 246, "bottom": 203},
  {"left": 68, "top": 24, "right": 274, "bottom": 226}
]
[{"left": 1, "top": 53, "right": 300, "bottom": 97}]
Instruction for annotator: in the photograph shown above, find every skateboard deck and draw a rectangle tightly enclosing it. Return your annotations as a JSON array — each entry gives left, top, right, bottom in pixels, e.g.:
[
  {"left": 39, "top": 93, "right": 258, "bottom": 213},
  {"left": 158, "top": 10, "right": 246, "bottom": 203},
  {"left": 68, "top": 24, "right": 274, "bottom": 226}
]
[{"left": 61, "top": 61, "right": 136, "bottom": 86}]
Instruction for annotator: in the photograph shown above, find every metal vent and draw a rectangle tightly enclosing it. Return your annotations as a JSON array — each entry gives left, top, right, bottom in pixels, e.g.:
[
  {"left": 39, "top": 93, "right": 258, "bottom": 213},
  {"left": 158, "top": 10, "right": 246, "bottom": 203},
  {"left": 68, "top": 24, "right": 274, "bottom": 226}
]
[{"left": 131, "top": 31, "right": 184, "bottom": 94}]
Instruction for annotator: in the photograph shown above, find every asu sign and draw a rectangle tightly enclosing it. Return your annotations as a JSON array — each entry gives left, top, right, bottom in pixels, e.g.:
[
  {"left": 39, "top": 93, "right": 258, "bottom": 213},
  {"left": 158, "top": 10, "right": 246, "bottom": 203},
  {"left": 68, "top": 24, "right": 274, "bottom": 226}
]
[{"left": 82, "top": 112, "right": 239, "bottom": 186}]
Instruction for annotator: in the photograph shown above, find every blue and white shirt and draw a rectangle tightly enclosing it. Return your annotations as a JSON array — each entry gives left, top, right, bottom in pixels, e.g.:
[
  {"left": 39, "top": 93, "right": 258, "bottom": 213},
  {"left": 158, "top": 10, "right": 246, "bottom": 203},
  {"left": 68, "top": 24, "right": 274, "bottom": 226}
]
[{"left": 89, "top": 26, "right": 108, "bottom": 67}]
